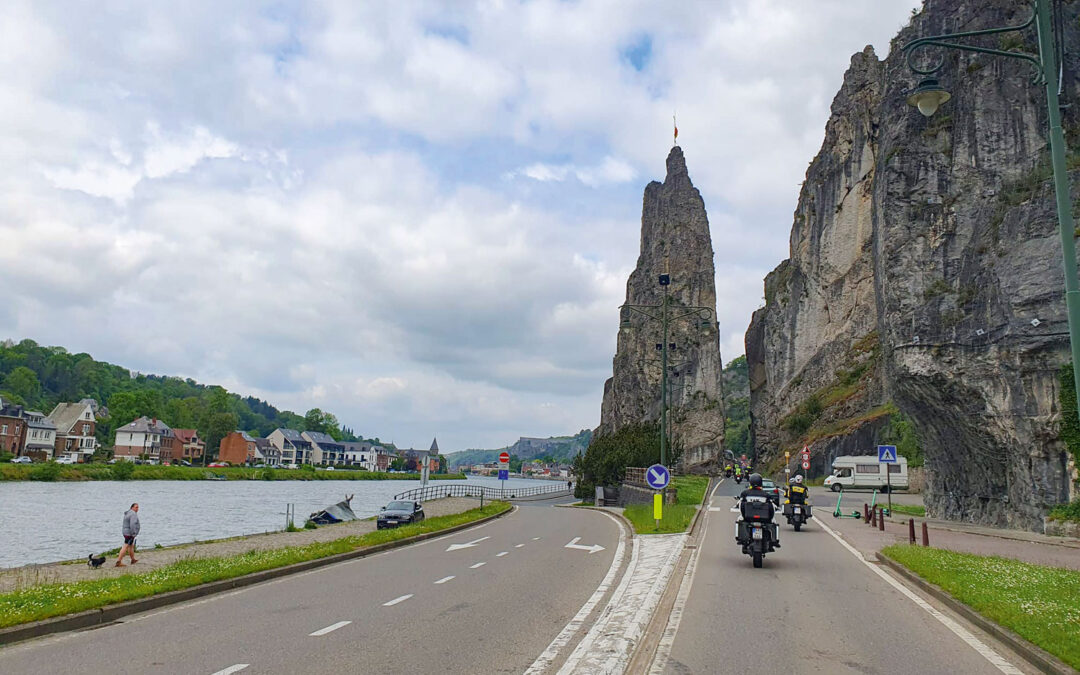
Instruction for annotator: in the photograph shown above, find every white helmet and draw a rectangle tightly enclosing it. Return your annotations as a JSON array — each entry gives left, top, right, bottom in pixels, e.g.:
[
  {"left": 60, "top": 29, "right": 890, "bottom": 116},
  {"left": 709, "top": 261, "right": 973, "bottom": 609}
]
[{"left": 793, "top": 474, "right": 804, "bottom": 484}]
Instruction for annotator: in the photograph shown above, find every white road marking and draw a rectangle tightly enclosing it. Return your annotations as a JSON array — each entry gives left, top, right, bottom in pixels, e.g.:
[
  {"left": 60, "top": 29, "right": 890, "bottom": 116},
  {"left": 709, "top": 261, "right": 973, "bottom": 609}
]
[
  {"left": 309, "top": 620, "right": 351, "bottom": 637},
  {"left": 434, "top": 575, "right": 455, "bottom": 584},
  {"left": 814, "top": 517, "right": 1022, "bottom": 674},
  {"left": 532, "top": 537, "right": 541, "bottom": 540},
  {"left": 470, "top": 562, "right": 486, "bottom": 569},
  {"left": 515, "top": 544, "right": 525, "bottom": 548},
  {"left": 445, "top": 535, "right": 490, "bottom": 552},
  {"left": 210, "top": 666, "right": 249, "bottom": 675},
  {"left": 565, "top": 537, "right": 606, "bottom": 554},
  {"left": 496, "top": 551, "right": 509, "bottom": 557},
  {"left": 525, "top": 510, "right": 627, "bottom": 675},
  {"left": 382, "top": 594, "right": 414, "bottom": 606}
]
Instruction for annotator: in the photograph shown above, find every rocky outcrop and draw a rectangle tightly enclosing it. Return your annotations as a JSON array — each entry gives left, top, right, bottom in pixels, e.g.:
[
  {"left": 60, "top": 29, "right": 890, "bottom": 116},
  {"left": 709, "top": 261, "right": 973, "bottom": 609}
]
[
  {"left": 599, "top": 147, "right": 725, "bottom": 470},
  {"left": 747, "top": 0, "right": 1079, "bottom": 530}
]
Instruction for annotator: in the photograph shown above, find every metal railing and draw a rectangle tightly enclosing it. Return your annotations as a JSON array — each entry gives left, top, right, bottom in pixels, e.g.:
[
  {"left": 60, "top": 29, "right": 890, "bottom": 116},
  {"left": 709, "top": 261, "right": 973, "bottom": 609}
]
[{"left": 393, "top": 483, "right": 570, "bottom": 502}]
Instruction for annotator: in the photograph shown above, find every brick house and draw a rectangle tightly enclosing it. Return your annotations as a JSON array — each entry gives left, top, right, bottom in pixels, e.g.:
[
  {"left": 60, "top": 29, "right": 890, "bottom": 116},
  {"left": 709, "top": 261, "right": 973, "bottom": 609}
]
[
  {"left": 219, "top": 431, "right": 258, "bottom": 466},
  {"left": 0, "top": 397, "right": 25, "bottom": 456},
  {"left": 47, "top": 399, "right": 100, "bottom": 462},
  {"left": 113, "top": 417, "right": 176, "bottom": 462},
  {"left": 172, "top": 428, "right": 205, "bottom": 463}
]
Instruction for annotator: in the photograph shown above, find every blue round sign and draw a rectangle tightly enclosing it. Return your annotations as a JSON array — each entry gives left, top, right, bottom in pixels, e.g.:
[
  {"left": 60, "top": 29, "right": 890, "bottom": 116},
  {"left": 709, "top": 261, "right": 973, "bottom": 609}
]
[{"left": 646, "top": 464, "right": 670, "bottom": 490}]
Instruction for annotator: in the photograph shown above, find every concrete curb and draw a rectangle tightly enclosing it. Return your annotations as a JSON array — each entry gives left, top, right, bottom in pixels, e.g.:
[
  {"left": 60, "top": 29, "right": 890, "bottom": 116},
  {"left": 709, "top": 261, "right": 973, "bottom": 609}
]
[
  {"left": 876, "top": 552, "right": 1077, "bottom": 675},
  {"left": 0, "top": 504, "right": 515, "bottom": 648}
]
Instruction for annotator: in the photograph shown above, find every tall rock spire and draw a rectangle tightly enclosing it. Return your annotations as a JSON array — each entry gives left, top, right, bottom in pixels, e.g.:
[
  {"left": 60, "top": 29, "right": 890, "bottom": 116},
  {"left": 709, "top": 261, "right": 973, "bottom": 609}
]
[{"left": 598, "top": 146, "right": 725, "bottom": 469}]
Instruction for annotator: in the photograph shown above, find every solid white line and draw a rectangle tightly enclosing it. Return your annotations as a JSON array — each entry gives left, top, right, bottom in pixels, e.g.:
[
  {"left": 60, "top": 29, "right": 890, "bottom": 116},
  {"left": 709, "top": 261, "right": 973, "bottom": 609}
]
[
  {"left": 382, "top": 594, "right": 413, "bottom": 606},
  {"left": 309, "top": 620, "right": 351, "bottom": 637},
  {"left": 524, "top": 509, "right": 628, "bottom": 675},
  {"left": 434, "top": 575, "right": 455, "bottom": 584},
  {"left": 210, "top": 666, "right": 249, "bottom": 675},
  {"left": 496, "top": 551, "right": 509, "bottom": 557},
  {"left": 814, "top": 517, "right": 1022, "bottom": 674},
  {"left": 470, "top": 562, "right": 486, "bottom": 569}
]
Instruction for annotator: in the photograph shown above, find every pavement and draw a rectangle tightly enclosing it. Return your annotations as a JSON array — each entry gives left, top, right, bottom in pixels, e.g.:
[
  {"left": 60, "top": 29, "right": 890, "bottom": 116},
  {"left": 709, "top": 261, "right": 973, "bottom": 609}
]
[
  {"left": 654, "top": 479, "right": 1043, "bottom": 675},
  {"left": 0, "top": 499, "right": 622, "bottom": 675}
]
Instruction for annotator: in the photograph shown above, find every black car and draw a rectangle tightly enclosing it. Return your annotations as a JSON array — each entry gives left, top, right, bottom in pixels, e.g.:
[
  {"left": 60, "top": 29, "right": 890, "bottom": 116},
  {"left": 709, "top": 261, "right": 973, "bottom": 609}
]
[{"left": 377, "top": 500, "right": 425, "bottom": 529}]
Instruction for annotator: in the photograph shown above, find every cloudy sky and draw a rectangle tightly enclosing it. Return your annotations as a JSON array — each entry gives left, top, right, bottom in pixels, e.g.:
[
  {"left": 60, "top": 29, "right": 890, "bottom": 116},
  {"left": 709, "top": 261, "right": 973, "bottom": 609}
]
[{"left": 0, "top": 0, "right": 921, "bottom": 451}]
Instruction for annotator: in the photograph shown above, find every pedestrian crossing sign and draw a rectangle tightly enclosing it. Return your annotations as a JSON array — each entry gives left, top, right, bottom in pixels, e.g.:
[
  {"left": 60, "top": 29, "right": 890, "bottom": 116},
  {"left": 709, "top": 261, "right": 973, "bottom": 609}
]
[{"left": 877, "top": 445, "right": 898, "bottom": 463}]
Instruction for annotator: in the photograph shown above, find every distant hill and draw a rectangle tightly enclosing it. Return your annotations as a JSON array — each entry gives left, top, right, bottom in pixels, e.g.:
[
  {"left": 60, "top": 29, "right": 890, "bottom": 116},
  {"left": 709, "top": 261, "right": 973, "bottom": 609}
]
[
  {"left": 723, "top": 355, "right": 750, "bottom": 459},
  {"left": 447, "top": 429, "right": 592, "bottom": 468}
]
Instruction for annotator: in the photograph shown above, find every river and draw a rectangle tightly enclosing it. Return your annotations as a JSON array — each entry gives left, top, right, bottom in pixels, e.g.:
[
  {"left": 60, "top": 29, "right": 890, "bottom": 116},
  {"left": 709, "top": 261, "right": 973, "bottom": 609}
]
[{"left": 0, "top": 476, "right": 558, "bottom": 569}]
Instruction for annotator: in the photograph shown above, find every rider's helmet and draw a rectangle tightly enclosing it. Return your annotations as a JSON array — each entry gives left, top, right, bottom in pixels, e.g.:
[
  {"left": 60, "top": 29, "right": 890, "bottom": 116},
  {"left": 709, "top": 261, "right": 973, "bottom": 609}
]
[
  {"left": 793, "top": 474, "right": 804, "bottom": 484},
  {"left": 749, "top": 473, "right": 763, "bottom": 488}
]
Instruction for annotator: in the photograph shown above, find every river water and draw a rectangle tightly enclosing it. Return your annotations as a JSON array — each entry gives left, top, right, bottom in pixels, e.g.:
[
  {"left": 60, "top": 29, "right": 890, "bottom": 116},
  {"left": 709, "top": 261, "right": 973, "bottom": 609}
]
[{"left": 0, "top": 476, "right": 557, "bottom": 568}]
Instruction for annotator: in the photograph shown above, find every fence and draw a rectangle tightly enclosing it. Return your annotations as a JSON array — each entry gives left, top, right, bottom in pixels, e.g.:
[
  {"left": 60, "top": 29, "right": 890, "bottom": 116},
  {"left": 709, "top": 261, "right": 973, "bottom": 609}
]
[{"left": 393, "top": 482, "right": 569, "bottom": 502}]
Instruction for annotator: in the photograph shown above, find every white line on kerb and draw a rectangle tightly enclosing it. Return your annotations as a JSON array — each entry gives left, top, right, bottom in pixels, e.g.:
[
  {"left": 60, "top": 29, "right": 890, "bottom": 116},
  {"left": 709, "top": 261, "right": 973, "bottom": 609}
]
[
  {"left": 309, "top": 620, "right": 351, "bottom": 637},
  {"left": 382, "top": 594, "right": 414, "bottom": 606},
  {"left": 470, "top": 562, "right": 486, "bottom": 569},
  {"left": 210, "top": 665, "right": 249, "bottom": 675},
  {"left": 814, "top": 517, "right": 1022, "bottom": 674},
  {"left": 434, "top": 575, "right": 455, "bottom": 584},
  {"left": 496, "top": 551, "right": 509, "bottom": 557}
]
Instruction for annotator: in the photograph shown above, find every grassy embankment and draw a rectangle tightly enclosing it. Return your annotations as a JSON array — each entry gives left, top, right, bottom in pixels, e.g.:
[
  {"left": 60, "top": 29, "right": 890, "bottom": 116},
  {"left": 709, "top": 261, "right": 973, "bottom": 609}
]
[
  {"left": 0, "top": 463, "right": 466, "bottom": 482},
  {"left": 1048, "top": 499, "right": 1080, "bottom": 523},
  {"left": 887, "top": 503, "right": 926, "bottom": 517},
  {"left": 0, "top": 501, "right": 510, "bottom": 629},
  {"left": 623, "top": 475, "right": 710, "bottom": 534},
  {"left": 882, "top": 545, "right": 1080, "bottom": 669}
]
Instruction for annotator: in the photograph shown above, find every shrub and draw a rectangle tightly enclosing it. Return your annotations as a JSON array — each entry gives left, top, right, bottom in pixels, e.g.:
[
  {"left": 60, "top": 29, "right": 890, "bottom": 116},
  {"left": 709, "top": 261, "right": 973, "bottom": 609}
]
[
  {"left": 111, "top": 461, "right": 135, "bottom": 481},
  {"left": 1048, "top": 499, "right": 1080, "bottom": 523},
  {"left": 0, "top": 452, "right": 13, "bottom": 463},
  {"left": 260, "top": 468, "right": 276, "bottom": 481},
  {"left": 30, "top": 462, "right": 61, "bottom": 481},
  {"left": 303, "top": 520, "right": 317, "bottom": 530},
  {"left": 574, "top": 422, "right": 680, "bottom": 499}
]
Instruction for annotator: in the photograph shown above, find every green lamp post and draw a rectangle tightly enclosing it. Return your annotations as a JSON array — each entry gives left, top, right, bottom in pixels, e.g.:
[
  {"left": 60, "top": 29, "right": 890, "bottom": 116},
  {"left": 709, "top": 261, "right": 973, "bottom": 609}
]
[{"left": 903, "top": 0, "right": 1079, "bottom": 422}]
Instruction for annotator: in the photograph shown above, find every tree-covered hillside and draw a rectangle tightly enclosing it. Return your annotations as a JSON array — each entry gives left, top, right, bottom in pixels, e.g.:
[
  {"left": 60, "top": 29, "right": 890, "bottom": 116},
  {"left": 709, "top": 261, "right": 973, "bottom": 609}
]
[
  {"left": 0, "top": 339, "right": 361, "bottom": 457},
  {"left": 447, "top": 429, "right": 592, "bottom": 468},
  {"left": 723, "top": 355, "right": 750, "bottom": 460}
]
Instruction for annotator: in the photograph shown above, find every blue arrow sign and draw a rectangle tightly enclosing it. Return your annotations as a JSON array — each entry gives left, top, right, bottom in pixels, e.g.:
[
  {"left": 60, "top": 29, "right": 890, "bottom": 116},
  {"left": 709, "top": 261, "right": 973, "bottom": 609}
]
[
  {"left": 878, "top": 445, "right": 898, "bottom": 463},
  {"left": 646, "top": 464, "right": 670, "bottom": 490}
]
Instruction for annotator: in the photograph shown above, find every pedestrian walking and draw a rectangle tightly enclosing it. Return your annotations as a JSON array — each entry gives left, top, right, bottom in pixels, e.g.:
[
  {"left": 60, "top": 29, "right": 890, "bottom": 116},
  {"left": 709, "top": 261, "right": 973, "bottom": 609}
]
[
  {"left": 116, "top": 503, "right": 140, "bottom": 566},
  {"left": 567, "top": 479, "right": 573, "bottom": 492}
]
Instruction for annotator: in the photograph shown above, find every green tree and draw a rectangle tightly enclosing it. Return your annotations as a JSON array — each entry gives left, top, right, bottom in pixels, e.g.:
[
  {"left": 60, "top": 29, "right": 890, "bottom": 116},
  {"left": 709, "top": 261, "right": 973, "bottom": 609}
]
[
  {"left": 108, "top": 392, "right": 139, "bottom": 427},
  {"left": 3, "top": 367, "right": 41, "bottom": 405},
  {"left": 204, "top": 412, "right": 238, "bottom": 462}
]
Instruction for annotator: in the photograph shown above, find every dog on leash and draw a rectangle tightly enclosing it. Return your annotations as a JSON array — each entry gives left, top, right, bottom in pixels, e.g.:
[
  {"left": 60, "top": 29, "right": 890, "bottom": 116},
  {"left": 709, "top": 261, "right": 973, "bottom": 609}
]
[{"left": 87, "top": 554, "right": 107, "bottom": 568}]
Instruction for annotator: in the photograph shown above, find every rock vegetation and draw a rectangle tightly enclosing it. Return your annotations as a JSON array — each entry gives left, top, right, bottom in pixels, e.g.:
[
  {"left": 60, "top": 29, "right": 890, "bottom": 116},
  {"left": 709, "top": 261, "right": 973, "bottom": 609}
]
[{"left": 746, "top": 0, "right": 1080, "bottom": 530}]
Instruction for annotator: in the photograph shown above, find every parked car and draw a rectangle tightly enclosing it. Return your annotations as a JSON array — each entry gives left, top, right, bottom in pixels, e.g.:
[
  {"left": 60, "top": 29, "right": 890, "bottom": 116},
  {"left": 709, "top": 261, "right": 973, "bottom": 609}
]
[
  {"left": 207, "top": 462, "right": 229, "bottom": 468},
  {"left": 179, "top": 460, "right": 192, "bottom": 467},
  {"left": 760, "top": 478, "right": 783, "bottom": 506},
  {"left": 54, "top": 456, "right": 77, "bottom": 465},
  {"left": 10, "top": 456, "right": 31, "bottom": 464},
  {"left": 377, "top": 500, "right": 425, "bottom": 530}
]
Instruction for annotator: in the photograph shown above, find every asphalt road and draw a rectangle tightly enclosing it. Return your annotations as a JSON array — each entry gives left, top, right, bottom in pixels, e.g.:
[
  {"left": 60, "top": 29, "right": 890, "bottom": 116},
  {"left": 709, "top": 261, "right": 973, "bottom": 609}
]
[
  {"left": 0, "top": 501, "right": 621, "bottom": 675},
  {"left": 662, "top": 480, "right": 1026, "bottom": 675}
]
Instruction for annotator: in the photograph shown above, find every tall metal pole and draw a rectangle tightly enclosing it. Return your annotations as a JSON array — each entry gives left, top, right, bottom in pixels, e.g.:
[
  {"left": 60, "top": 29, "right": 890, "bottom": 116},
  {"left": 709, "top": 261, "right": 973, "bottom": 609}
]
[
  {"left": 1036, "top": 0, "right": 1080, "bottom": 423},
  {"left": 660, "top": 285, "right": 669, "bottom": 468}
]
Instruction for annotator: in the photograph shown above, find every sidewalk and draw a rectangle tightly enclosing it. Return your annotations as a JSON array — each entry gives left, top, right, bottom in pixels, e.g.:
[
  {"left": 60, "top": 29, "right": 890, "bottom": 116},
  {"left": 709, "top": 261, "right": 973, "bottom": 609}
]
[{"left": 0, "top": 497, "right": 478, "bottom": 594}]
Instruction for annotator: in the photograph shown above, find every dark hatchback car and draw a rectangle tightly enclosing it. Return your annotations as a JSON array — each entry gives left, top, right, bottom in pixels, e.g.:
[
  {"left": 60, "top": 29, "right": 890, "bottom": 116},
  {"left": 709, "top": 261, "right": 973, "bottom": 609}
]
[
  {"left": 760, "top": 479, "right": 783, "bottom": 507},
  {"left": 377, "top": 500, "right": 425, "bottom": 529}
]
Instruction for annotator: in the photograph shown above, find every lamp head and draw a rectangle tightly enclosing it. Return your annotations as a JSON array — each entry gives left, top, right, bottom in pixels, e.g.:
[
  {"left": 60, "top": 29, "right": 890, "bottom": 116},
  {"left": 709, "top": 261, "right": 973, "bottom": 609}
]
[{"left": 906, "top": 77, "right": 951, "bottom": 117}]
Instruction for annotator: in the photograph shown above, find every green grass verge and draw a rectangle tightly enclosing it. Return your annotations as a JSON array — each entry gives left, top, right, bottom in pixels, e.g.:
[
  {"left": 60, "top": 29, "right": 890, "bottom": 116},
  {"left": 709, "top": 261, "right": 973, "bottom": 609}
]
[
  {"left": 0, "top": 501, "right": 510, "bottom": 629},
  {"left": 624, "top": 475, "right": 711, "bottom": 534},
  {"left": 0, "top": 463, "right": 467, "bottom": 482},
  {"left": 1048, "top": 498, "right": 1080, "bottom": 523},
  {"left": 882, "top": 544, "right": 1080, "bottom": 669},
  {"left": 887, "top": 504, "right": 926, "bottom": 517}
]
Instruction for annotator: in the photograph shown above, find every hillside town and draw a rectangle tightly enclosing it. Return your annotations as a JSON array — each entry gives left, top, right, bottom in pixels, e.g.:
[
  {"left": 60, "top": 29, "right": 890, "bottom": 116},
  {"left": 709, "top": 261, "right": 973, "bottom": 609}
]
[{"left": 1, "top": 394, "right": 440, "bottom": 472}]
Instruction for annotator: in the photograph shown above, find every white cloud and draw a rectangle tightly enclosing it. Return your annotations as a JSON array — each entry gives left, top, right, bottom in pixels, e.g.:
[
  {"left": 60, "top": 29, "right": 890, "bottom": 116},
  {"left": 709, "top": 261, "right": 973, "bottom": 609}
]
[{"left": 511, "top": 156, "right": 636, "bottom": 187}]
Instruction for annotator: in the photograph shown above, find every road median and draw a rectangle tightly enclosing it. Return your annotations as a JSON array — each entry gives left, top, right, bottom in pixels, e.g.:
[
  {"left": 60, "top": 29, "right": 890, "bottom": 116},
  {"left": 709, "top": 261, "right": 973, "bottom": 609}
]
[{"left": 0, "top": 501, "right": 512, "bottom": 646}]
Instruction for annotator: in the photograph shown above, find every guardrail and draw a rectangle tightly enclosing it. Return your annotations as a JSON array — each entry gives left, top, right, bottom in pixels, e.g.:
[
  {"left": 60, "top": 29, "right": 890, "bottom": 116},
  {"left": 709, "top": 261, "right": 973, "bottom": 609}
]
[{"left": 393, "top": 483, "right": 570, "bottom": 501}]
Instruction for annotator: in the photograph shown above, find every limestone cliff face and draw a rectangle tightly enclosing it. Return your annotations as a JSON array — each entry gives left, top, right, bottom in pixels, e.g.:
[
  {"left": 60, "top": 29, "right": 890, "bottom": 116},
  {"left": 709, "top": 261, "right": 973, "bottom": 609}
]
[
  {"left": 599, "top": 147, "right": 725, "bottom": 469},
  {"left": 747, "top": 0, "right": 1079, "bottom": 530}
]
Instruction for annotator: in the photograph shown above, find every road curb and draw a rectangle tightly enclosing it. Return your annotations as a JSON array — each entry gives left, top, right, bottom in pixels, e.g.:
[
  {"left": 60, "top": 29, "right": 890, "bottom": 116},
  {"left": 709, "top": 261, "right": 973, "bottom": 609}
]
[
  {"left": 0, "top": 504, "right": 515, "bottom": 648},
  {"left": 876, "top": 552, "right": 1077, "bottom": 675}
]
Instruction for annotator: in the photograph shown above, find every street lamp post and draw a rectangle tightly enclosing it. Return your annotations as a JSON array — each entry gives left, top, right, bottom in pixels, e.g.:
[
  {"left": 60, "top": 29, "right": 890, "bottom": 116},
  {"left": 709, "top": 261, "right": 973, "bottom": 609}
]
[
  {"left": 902, "top": 0, "right": 1079, "bottom": 421},
  {"left": 620, "top": 273, "right": 715, "bottom": 468}
]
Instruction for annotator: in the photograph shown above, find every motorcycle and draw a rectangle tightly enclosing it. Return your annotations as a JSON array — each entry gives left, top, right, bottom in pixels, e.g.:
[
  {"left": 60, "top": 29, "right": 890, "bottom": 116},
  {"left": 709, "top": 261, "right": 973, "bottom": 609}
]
[
  {"left": 732, "top": 498, "right": 779, "bottom": 568},
  {"left": 734, "top": 472, "right": 742, "bottom": 484},
  {"left": 782, "top": 500, "right": 812, "bottom": 531}
]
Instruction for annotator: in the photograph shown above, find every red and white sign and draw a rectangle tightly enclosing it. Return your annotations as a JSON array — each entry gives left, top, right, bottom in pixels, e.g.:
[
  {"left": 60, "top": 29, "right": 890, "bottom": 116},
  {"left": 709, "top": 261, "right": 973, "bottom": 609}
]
[
  {"left": 801, "top": 460, "right": 810, "bottom": 470},
  {"left": 499, "top": 451, "right": 510, "bottom": 464}
]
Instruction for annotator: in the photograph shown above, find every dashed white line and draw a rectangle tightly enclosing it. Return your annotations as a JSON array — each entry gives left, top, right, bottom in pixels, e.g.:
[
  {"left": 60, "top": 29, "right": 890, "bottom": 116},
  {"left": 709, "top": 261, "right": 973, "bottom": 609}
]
[
  {"left": 496, "top": 551, "right": 509, "bottom": 557},
  {"left": 309, "top": 620, "right": 351, "bottom": 637},
  {"left": 211, "top": 665, "right": 249, "bottom": 675},
  {"left": 382, "top": 594, "right": 414, "bottom": 606},
  {"left": 532, "top": 537, "right": 541, "bottom": 540},
  {"left": 515, "top": 544, "right": 525, "bottom": 548},
  {"left": 470, "top": 562, "right": 486, "bottom": 569},
  {"left": 434, "top": 575, "right": 455, "bottom": 584}
]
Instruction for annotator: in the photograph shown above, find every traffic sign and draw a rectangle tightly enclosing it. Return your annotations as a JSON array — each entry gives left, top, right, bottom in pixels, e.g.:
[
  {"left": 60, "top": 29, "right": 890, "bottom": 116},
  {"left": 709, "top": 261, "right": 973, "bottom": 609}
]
[
  {"left": 801, "top": 460, "right": 810, "bottom": 470},
  {"left": 645, "top": 464, "right": 670, "bottom": 490},
  {"left": 499, "top": 451, "right": 510, "bottom": 464},
  {"left": 498, "top": 469, "right": 509, "bottom": 480},
  {"left": 878, "top": 445, "right": 898, "bottom": 463}
]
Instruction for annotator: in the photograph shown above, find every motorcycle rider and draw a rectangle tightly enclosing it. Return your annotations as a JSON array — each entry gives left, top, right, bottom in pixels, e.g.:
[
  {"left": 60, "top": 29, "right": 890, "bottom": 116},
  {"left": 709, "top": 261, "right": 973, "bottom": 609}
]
[
  {"left": 737, "top": 473, "right": 779, "bottom": 548},
  {"left": 786, "top": 474, "right": 809, "bottom": 505},
  {"left": 733, "top": 464, "right": 743, "bottom": 481}
]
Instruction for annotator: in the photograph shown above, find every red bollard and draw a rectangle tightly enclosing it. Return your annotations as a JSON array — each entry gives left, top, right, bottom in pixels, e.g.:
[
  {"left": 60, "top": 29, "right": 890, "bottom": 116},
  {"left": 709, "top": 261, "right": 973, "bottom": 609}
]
[
  {"left": 921, "top": 521, "right": 929, "bottom": 547},
  {"left": 871, "top": 505, "right": 877, "bottom": 527},
  {"left": 864, "top": 503, "right": 870, "bottom": 523},
  {"left": 908, "top": 518, "right": 916, "bottom": 544},
  {"left": 878, "top": 507, "right": 885, "bottom": 531}
]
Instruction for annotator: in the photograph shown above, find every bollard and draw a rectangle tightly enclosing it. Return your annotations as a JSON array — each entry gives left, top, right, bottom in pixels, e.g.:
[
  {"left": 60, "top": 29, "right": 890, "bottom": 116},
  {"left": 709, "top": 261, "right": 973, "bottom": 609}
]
[
  {"left": 921, "top": 521, "right": 929, "bottom": 547},
  {"left": 878, "top": 507, "right": 885, "bottom": 531},
  {"left": 908, "top": 518, "right": 916, "bottom": 545},
  {"left": 871, "top": 505, "right": 877, "bottom": 527},
  {"left": 864, "top": 503, "right": 870, "bottom": 523}
]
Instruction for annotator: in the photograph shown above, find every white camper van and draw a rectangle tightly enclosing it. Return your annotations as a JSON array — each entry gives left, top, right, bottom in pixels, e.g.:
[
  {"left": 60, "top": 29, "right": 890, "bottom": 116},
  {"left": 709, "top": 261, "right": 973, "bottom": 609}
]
[{"left": 823, "top": 455, "right": 908, "bottom": 492}]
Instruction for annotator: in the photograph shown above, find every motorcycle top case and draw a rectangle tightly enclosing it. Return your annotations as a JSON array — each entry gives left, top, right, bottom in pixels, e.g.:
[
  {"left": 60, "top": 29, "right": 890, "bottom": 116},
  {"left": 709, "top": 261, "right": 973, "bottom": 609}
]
[{"left": 741, "top": 496, "right": 773, "bottom": 521}]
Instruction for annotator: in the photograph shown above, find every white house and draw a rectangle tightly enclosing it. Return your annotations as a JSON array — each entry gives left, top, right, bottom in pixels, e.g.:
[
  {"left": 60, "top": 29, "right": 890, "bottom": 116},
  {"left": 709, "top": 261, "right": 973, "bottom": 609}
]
[
  {"left": 22, "top": 411, "right": 56, "bottom": 461},
  {"left": 113, "top": 417, "right": 175, "bottom": 462},
  {"left": 267, "top": 428, "right": 313, "bottom": 465},
  {"left": 342, "top": 441, "right": 380, "bottom": 471}
]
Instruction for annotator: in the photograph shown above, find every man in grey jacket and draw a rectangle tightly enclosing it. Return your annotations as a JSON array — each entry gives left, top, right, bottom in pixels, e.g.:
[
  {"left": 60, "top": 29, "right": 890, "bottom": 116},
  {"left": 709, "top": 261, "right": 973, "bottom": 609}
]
[{"left": 116, "top": 503, "right": 140, "bottom": 566}]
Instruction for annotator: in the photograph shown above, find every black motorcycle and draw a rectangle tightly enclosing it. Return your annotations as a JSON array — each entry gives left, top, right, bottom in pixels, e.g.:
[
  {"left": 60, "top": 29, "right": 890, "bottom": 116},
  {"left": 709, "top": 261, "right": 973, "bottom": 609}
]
[
  {"left": 733, "top": 498, "right": 779, "bottom": 568},
  {"left": 782, "top": 501, "right": 812, "bottom": 531}
]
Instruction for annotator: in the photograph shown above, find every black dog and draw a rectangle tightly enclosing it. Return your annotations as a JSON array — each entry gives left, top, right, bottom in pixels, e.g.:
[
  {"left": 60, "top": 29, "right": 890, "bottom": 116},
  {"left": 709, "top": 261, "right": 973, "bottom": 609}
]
[{"left": 87, "top": 554, "right": 106, "bottom": 568}]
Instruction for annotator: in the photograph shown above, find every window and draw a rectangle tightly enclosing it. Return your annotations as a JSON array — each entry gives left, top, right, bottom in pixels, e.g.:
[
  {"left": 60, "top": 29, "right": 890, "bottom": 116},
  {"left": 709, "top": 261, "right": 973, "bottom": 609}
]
[
  {"left": 855, "top": 464, "right": 879, "bottom": 474},
  {"left": 0, "top": 424, "right": 6, "bottom": 435},
  {"left": 888, "top": 464, "right": 902, "bottom": 474},
  {"left": 82, "top": 424, "right": 90, "bottom": 434}
]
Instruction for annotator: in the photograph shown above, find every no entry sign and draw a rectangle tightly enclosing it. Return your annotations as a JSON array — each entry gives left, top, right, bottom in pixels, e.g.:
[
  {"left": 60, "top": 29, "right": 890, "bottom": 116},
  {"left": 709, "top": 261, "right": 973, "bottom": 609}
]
[{"left": 499, "top": 451, "right": 510, "bottom": 464}]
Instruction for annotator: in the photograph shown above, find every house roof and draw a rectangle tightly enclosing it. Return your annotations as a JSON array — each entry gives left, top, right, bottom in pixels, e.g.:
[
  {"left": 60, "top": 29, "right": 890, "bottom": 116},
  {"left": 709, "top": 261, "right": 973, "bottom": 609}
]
[
  {"left": 429, "top": 437, "right": 439, "bottom": 453},
  {"left": 254, "top": 438, "right": 275, "bottom": 452},
  {"left": 173, "top": 429, "right": 200, "bottom": 443},
  {"left": 302, "top": 430, "right": 341, "bottom": 446},
  {"left": 118, "top": 416, "right": 173, "bottom": 435},
  {"left": 238, "top": 431, "right": 257, "bottom": 443},
  {"left": 47, "top": 402, "right": 93, "bottom": 434},
  {"left": 276, "top": 428, "right": 304, "bottom": 441}
]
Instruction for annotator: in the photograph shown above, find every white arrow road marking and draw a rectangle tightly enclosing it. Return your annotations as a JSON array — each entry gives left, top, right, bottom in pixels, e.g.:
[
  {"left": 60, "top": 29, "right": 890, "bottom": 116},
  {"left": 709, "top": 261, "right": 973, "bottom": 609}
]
[
  {"left": 382, "top": 594, "right": 413, "bottom": 606},
  {"left": 309, "top": 621, "right": 351, "bottom": 637},
  {"left": 470, "top": 562, "right": 486, "bottom": 569},
  {"left": 211, "top": 666, "right": 249, "bottom": 675},
  {"left": 496, "top": 551, "right": 509, "bottom": 557},
  {"left": 434, "top": 575, "right": 455, "bottom": 584},
  {"left": 445, "top": 536, "right": 490, "bottom": 552},
  {"left": 564, "top": 537, "right": 606, "bottom": 554}
]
